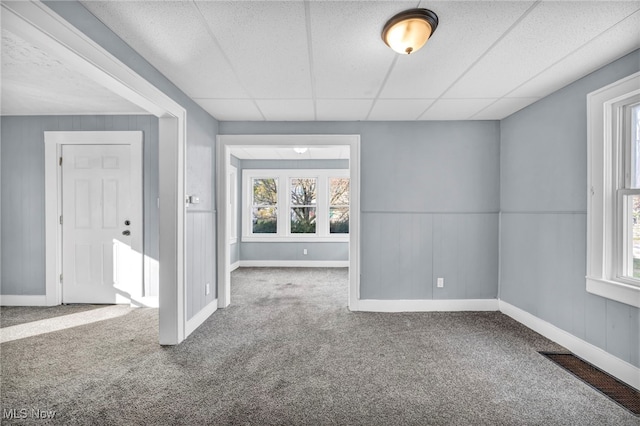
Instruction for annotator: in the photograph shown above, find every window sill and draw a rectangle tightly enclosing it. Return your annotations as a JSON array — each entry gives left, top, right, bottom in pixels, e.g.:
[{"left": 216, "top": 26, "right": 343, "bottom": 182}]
[
  {"left": 241, "top": 236, "right": 349, "bottom": 243},
  {"left": 586, "top": 277, "right": 640, "bottom": 308}
]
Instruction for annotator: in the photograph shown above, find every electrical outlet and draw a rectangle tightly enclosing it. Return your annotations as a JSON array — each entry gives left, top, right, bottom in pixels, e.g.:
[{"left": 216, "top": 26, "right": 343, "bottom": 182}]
[
  {"left": 205, "top": 283, "right": 210, "bottom": 295},
  {"left": 303, "top": 249, "right": 308, "bottom": 255},
  {"left": 436, "top": 277, "right": 444, "bottom": 288}
]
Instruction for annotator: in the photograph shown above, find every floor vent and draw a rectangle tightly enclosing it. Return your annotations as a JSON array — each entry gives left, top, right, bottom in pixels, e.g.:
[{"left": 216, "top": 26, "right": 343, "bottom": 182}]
[{"left": 540, "top": 352, "right": 639, "bottom": 416}]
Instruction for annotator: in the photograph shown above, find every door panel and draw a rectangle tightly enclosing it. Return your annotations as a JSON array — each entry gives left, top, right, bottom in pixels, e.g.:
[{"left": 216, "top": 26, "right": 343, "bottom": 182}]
[{"left": 62, "top": 144, "right": 142, "bottom": 304}]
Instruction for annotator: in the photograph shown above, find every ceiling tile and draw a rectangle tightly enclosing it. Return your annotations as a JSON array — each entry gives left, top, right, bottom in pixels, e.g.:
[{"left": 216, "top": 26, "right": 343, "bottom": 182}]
[
  {"left": 255, "top": 100, "right": 315, "bottom": 121},
  {"left": 381, "top": 1, "right": 536, "bottom": 98},
  {"left": 194, "top": 99, "right": 264, "bottom": 121},
  {"left": 446, "top": 1, "right": 640, "bottom": 98},
  {"left": 308, "top": 146, "right": 350, "bottom": 160},
  {"left": 509, "top": 9, "right": 640, "bottom": 99},
  {"left": 195, "top": 1, "right": 311, "bottom": 99},
  {"left": 309, "top": 1, "right": 415, "bottom": 99},
  {"left": 470, "top": 97, "right": 540, "bottom": 120},
  {"left": 420, "top": 98, "right": 497, "bottom": 120},
  {"left": 240, "top": 147, "right": 288, "bottom": 159},
  {"left": 369, "top": 99, "right": 435, "bottom": 121},
  {"left": 316, "top": 99, "right": 373, "bottom": 121},
  {"left": 230, "top": 146, "right": 349, "bottom": 160},
  {"left": 81, "top": 1, "right": 248, "bottom": 99}
]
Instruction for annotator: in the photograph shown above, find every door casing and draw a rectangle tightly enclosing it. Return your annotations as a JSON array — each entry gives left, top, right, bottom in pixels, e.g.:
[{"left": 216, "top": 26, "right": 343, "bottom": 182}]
[
  {"left": 45, "top": 131, "right": 144, "bottom": 306},
  {"left": 216, "top": 134, "right": 361, "bottom": 310}
]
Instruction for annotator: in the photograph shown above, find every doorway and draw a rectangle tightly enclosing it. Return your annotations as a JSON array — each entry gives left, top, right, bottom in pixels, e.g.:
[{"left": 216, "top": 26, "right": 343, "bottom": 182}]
[
  {"left": 216, "top": 134, "right": 361, "bottom": 311},
  {"left": 46, "top": 131, "right": 144, "bottom": 305}
]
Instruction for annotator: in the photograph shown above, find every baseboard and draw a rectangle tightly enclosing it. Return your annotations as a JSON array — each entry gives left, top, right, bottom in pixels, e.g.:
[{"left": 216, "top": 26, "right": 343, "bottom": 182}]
[
  {"left": 185, "top": 299, "right": 218, "bottom": 337},
  {"left": 0, "top": 295, "right": 48, "bottom": 306},
  {"left": 499, "top": 300, "right": 640, "bottom": 390},
  {"left": 238, "top": 260, "right": 349, "bottom": 268},
  {"left": 356, "top": 298, "right": 499, "bottom": 312},
  {"left": 230, "top": 261, "right": 240, "bottom": 272}
]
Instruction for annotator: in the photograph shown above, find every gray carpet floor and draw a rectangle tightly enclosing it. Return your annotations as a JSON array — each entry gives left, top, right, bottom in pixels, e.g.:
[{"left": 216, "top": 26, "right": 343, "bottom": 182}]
[
  {"left": 0, "top": 304, "right": 106, "bottom": 328},
  {"left": 1, "top": 267, "right": 638, "bottom": 425}
]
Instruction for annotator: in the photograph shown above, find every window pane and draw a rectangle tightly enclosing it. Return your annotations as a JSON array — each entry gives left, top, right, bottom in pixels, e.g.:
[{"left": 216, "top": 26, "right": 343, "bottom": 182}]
[
  {"left": 625, "top": 194, "right": 640, "bottom": 279},
  {"left": 330, "top": 207, "right": 349, "bottom": 234},
  {"left": 252, "top": 207, "right": 277, "bottom": 233},
  {"left": 630, "top": 104, "right": 640, "bottom": 188},
  {"left": 330, "top": 178, "right": 349, "bottom": 205},
  {"left": 291, "top": 178, "right": 316, "bottom": 206},
  {"left": 253, "top": 178, "right": 277, "bottom": 205},
  {"left": 291, "top": 207, "right": 316, "bottom": 233}
]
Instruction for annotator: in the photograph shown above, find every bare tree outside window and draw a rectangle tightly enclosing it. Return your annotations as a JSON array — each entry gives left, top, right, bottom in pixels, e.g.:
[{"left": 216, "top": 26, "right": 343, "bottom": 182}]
[
  {"left": 252, "top": 178, "right": 277, "bottom": 233},
  {"left": 330, "top": 177, "right": 349, "bottom": 233},
  {"left": 290, "top": 178, "right": 317, "bottom": 233}
]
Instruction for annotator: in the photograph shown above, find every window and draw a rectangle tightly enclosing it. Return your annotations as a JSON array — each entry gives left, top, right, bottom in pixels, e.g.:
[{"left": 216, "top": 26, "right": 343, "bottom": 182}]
[
  {"left": 251, "top": 177, "right": 278, "bottom": 234},
  {"left": 290, "top": 178, "right": 317, "bottom": 234},
  {"left": 586, "top": 71, "right": 640, "bottom": 308},
  {"left": 242, "top": 169, "right": 349, "bottom": 241},
  {"left": 619, "top": 103, "right": 640, "bottom": 281},
  {"left": 329, "top": 178, "right": 349, "bottom": 234}
]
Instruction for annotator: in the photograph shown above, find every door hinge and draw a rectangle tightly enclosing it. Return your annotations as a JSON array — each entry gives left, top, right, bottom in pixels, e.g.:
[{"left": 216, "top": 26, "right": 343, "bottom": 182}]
[
  {"left": 59, "top": 215, "right": 63, "bottom": 225},
  {"left": 59, "top": 157, "right": 62, "bottom": 166},
  {"left": 59, "top": 274, "right": 63, "bottom": 283}
]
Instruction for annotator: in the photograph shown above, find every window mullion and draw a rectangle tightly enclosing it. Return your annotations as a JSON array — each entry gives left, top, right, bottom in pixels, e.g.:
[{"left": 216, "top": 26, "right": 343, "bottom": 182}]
[
  {"left": 280, "top": 174, "right": 288, "bottom": 237},
  {"left": 317, "top": 176, "right": 328, "bottom": 237}
]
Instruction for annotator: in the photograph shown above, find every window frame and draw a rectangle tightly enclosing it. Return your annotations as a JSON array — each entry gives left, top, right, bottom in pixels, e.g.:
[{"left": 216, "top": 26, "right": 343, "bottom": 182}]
[
  {"left": 289, "top": 177, "right": 318, "bottom": 235},
  {"left": 586, "top": 71, "right": 640, "bottom": 308},
  {"left": 228, "top": 165, "right": 238, "bottom": 244},
  {"left": 242, "top": 169, "right": 349, "bottom": 242},
  {"left": 615, "top": 103, "right": 640, "bottom": 283},
  {"left": 249, "top": 176, "right": 280, "bottom": 235},
  {"left": 328, "top": 177, "right": 350, "bottom": 234}
]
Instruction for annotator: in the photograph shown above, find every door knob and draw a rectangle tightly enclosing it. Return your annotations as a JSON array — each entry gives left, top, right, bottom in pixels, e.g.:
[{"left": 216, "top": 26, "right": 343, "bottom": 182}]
[
  {"left": 124, "top": 220, "right": 131, "bottom": 226},
  {"left": 122, "top": 230, "right": 131, "bottom": 236}
]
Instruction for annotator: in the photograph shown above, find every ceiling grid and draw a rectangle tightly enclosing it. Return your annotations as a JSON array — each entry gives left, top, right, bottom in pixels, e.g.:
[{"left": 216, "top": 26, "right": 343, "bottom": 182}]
[
  {"left": 416, "top": 0, "right": 542, "bottom": 120},
  {"left": 3, "top": 1, "right": 639, "bottom": 120}
]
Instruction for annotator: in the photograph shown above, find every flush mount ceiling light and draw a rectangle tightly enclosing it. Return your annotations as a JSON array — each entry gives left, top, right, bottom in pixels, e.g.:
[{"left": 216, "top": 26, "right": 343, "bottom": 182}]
[
  {"left": 382, "top": 8, "right": 439, "bottom": 55},
  {"left": 293, "top": 147, "right": 308, "bottom": 154}
]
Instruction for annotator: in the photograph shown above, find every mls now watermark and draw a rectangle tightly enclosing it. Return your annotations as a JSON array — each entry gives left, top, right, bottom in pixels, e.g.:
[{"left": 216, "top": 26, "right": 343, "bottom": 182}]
[{"left": 3, "top": 408, "right": 57, "bottom": 420}]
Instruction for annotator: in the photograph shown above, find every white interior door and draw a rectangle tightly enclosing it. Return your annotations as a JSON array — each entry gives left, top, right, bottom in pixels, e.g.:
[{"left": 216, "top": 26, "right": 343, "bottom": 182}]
[{"left": 61, "top": 144, "right": 142, "bottom": 304}]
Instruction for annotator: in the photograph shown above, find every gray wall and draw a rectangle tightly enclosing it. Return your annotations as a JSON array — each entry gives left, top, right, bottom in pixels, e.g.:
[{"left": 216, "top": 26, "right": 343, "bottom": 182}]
[
  {"left": 185, "top": 112, "right": 217, "bottom": 319},
  {"left": 237, "top": 158, "right": 349, "bottom": 263},
  {"left": 1, "top": 115, "right": 159, "bottom": 296},
  {"left": 39, "top": 1, "right": 219, "bottom": 320},
  {"left": 220, "top": 121, "right": 500, "bottom": 300},
  {"left": 500, "top": 49, "right": 640, "bottom": 368}
]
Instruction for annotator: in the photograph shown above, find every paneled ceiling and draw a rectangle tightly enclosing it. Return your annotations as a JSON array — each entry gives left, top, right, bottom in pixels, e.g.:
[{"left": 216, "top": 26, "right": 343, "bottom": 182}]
[
  {"left": 79, "top": 0, "right": 640, "bottom": 121},
  {"left": 1, "top": 1, "right": 639, "bottom": 120},
  {"left": 230, "top": 145, "right": 350, "bottom": 160}
]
